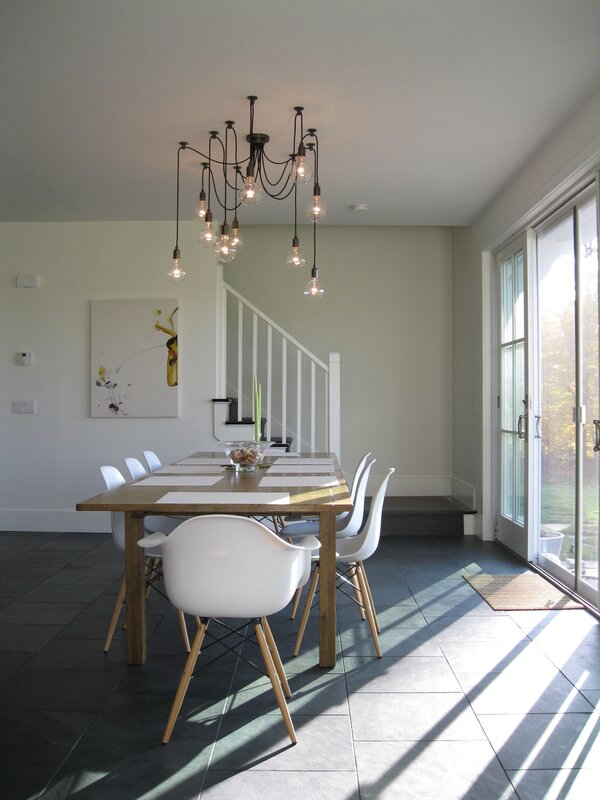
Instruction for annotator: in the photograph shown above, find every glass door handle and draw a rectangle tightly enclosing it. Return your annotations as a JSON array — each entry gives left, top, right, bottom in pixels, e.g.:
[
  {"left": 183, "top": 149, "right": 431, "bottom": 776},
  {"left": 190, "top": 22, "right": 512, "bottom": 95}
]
[
  {"left": 517, "top": 414, "right": 528, "bottom": 440},
  {"left": 593, "top": 419, "right": 600, "bottom": 452},
  {"left": 534, "top": 415, "right": 542, "bottom": 439}
]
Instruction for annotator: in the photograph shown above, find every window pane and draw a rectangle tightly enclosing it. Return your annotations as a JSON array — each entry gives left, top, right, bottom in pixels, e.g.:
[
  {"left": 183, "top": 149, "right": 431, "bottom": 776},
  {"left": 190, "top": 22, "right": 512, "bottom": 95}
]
[
  {"left": 502, "top": 432, "right": 514, "bottom": 519},
  {"left": 501, "top": 345, "right": 514, "bottom": 430},
  {"left": 514, "top": 250, "right": 525, "bottom": 340},
  {"left": 501, "top": 256, "right": 514, "bottom": 344},
  {"left": 579, "top": 195, "right": 599, "bottom": 593}
]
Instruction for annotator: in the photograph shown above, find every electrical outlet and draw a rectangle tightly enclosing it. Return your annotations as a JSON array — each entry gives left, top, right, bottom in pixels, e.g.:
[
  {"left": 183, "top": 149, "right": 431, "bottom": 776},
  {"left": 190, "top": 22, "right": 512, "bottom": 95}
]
[
  {"left": 15, "top": 352, "right": 32, "bottom": 366},
  {"left": 11, "top": 400, "right": 37, "bottom": 414}
]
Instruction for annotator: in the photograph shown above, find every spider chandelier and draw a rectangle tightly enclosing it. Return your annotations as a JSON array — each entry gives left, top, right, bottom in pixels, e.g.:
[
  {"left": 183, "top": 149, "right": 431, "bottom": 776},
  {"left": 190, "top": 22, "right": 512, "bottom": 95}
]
[{"left": 168, "top": 95, "right": 325, "bottom": 300}]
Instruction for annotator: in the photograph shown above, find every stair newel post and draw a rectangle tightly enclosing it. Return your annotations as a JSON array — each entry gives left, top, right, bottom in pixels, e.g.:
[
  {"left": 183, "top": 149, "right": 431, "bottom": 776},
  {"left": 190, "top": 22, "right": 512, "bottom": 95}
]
[{"left": 328, "top": 352, "right": 341, "bottom": 459}]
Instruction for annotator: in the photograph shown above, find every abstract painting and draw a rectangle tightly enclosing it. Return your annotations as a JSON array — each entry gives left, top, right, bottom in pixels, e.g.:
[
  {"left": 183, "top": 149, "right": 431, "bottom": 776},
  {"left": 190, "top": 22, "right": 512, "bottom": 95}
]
[{"left": 91, "top": 300, "right": 179, "bottom": 417}]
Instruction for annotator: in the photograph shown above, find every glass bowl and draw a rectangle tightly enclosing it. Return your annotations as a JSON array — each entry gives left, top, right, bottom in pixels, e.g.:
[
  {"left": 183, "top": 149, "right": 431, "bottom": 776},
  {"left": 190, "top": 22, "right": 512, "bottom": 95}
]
[{"left": 222, "top": 441, "right": 268, "bottom": 471}]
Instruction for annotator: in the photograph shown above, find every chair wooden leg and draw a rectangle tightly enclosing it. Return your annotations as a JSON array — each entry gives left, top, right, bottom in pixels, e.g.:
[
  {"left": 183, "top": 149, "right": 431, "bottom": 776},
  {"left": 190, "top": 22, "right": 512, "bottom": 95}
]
[
  {"left": 261, "top": 616, "right": 291, "bottom": 698},
  {"left": 293, "top": 565, "right": 319, "bottom": 656},
  {"left": 103, "top": 575, "right": 126, "bottom": 653},
  {"left": 163, "top": 622, "right": 207, "bottom": 744},
  {"left": 359, "top": 560, "right": 380, "bottom": 633},
  {"left": 289, "top": 586, "right": 302, "bottom": 620},
  {"left": 349, "top": 563, "right": 366, "bottom": 620},
  {"left": 176, "top": 609, "right": 191, "bottom": 653},
  {"left": 356, "top": 563, "right": 382, "bottom": 657},
  {"left": 255, "top": 621, "right": 297, "bottom": 745}
]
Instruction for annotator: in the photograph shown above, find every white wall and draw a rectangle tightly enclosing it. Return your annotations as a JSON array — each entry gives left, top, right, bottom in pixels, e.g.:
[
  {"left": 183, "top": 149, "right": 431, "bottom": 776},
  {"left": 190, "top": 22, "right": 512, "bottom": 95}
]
[
  {"left": 453, "top": 86, "right": 600, "bottom": 537},
  {"left": 224, "top": 224, "right": 454, "bottom": 496},
  {"left": 0, "top": 221, "right": 218, "bottom": 532},
  {"left": 1, "top": 221, "right": 454, "bottom": 532}
]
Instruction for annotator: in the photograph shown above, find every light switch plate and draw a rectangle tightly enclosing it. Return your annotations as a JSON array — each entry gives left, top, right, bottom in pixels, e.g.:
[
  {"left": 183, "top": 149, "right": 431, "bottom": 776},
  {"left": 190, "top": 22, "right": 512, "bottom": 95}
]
[
  {"left": 16, "top": 274, "right": 41, "bottom": 288},
  {"left": 11, "top": 400, "right": 37, "bottom": 414}
]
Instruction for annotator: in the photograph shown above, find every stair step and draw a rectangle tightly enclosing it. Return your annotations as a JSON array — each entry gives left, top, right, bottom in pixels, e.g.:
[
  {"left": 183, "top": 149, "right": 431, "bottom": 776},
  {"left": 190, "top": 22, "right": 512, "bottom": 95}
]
[{"left": 373, "top": 496, "right": 476, "bottom": 537}]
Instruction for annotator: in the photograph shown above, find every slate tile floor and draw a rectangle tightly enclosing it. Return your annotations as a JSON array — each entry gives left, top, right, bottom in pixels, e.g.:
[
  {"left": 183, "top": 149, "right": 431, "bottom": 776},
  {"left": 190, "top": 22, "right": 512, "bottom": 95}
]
[{"left": 1, "top": 530, "right": 599, "bottom": 799}]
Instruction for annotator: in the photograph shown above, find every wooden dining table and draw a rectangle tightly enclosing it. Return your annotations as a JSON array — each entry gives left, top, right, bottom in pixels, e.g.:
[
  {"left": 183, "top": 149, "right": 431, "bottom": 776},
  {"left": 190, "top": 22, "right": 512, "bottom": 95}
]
[{"left": 77, "top": 450, "right": 352, "bottom": 668}]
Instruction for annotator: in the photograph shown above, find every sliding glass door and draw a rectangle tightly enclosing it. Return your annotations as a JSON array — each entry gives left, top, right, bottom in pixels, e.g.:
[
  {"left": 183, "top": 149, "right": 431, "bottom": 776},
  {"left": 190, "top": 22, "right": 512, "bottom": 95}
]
[
  {"left": 496, "top": 235, "right": 529, "bottom": 559},
  {"left": 535, "top": 191, "right": 599, "bottom": 606}
]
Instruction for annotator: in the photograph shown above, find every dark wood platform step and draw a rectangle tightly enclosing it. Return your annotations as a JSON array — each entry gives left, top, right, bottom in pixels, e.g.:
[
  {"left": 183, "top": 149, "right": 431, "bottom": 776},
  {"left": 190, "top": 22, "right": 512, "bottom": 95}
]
[{"left": 368, "top": 496, "right": 477, "bottom": 537}]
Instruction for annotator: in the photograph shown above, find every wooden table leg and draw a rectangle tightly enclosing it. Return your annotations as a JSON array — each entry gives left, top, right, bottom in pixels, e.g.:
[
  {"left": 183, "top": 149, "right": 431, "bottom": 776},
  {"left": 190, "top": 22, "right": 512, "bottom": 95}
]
[
  {"left": 125, "top": 512, "right": 147, "bottom": 665},
  {"left": 318, "top": 507, "right": 337, "bottom": 668}
]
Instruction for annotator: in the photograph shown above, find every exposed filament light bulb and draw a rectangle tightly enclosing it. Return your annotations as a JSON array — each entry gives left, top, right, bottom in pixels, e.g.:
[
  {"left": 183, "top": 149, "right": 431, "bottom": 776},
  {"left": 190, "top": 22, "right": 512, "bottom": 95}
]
[
  {"left": 304, "top": 265, "right": 324, "bottom": 300},
  {"left": 193, "top": 189, "right": 208, "bottom": 219},
  {"left": 241, "top": 173, "right": 262, "bottom": 205},
  {"left": 167, "top": 247, "right": 186, "bottom": 282},
  {"left": 293, "top": 144, "right": 312, "bottom": 184},
  {"left": 230, "top": 217, "right": 243, "bottom": 250},
  {"left": 198, "top": 210, "right": 218, "bottom": 247},
  {"left": 214, "top": 224, "right": 237, "bottom": 263},
  {"left": 286, "top": 235, "right": 306, "bottom": 269},
  {"left": 306, "top": 183, "right": 327, "bottom": 222}
]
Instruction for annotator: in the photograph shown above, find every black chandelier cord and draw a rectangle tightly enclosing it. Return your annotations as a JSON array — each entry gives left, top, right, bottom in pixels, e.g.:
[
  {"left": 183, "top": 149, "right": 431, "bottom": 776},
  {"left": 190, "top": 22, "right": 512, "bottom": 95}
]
[
  {"left": 308, "top": 131, "right": 320, "bottom": 184},
  {"left": 293, "top": 181, "right": 298, "bottom": 240},
  {"left": 174, "top": 143, "right": 185, "bottom": 251}
]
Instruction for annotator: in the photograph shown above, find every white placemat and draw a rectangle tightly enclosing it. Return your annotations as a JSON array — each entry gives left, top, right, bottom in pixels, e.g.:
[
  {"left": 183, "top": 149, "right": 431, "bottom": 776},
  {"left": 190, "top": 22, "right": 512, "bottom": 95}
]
[
  {"left": 139, "top": 476, "right": 223, "bottom": 486},
  {"left": 156, "top": 465, "right": 225, "bottom": 474},
  {"left": 156, "top": 491, "right": 291, "bottom": 505},
  {"left": 274, "top": 457, "right": 335, "bottom": 465},
  {"left": 260, "top": 476, "right": 339, "bottom": 488},
  {"left": 176, "top": 457, "right": 228, "bottom": 465},
  {"left": 267, "top": 464, "right": 335, "bottom": 474}
]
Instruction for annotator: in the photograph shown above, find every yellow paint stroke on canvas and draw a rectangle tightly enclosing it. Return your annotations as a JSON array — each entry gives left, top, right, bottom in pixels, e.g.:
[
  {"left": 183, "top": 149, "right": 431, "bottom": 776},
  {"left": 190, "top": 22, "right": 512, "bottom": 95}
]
[{"left": 154, "top": 306, "right": 178, "bottom": 386}]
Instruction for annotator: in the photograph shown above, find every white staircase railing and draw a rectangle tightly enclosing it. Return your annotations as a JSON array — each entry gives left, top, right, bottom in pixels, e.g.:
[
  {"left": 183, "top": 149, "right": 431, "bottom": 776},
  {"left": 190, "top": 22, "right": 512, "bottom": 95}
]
[{"left": 215, "top": 275, "right": 340, "bottom": 456}]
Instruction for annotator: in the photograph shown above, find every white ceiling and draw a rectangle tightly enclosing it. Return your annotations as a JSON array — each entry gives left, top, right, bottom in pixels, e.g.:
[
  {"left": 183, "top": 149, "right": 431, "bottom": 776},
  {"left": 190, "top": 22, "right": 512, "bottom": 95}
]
[{"left": 2, "top": 0, "right": 600, "bottom": 226}]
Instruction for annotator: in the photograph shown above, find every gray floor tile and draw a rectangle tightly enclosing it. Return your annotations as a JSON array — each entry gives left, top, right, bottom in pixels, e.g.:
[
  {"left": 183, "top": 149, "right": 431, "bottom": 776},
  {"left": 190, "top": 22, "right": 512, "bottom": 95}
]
[
  {"left": 0, "top": 600, "right": 86, "bottom": 626},
  {"left": 0, "top": 622, "right": 63, "bottom": 653},
  {"left": 84, "top": 691, "right": 226, "bottom": 740},
  {"left": 211, "top": 713, "right": 355, "bottom": 771},
  {"left": 201, "top": 770, "right": 360, "bottom": 799},
  {"left": 455, "top": 664, "right": 595, "bottom": 714},
  {"left": 227, "top": 666, "right": 349, "bottom": 716},
  {"left": 340, "top": 621, "right": 442, "bottom": 657},
  {"left": 349, "top": 692, "right": 485, "bottom": 741},
  {"left": 355, "top": 740, "right": 518, "bottom": 799},
  {"left": 429, "top": 614, "right": 526, "bottom": 642},
  {"left": 19, "top": 580, "right": 106, "bottom": 604},
  {"left": 0, "top": 668, "right": 122, "bottom": 712},
  {"left": 1, "top": 530, "right": 597, "bottom": 800},
  {"left": 437, "top": 638, "right": 549, "bottom": 673},
  {"left": 0, "top": 708, "right": 94, "bottom": 765},
  {"left": 507, "top": 768, "right": 600, "bottom": 800},
  {"left": 478, "top": 713, "right": 600, "bottom": 769},
  {"left": 25, "top": 636, "right": 129, "bottom": 672},
  {"left": 344, "top": 655, "right": 462, "bottom": 693},
  {"left": 42, "top": 737, "right": 212, "bottom": 800}
]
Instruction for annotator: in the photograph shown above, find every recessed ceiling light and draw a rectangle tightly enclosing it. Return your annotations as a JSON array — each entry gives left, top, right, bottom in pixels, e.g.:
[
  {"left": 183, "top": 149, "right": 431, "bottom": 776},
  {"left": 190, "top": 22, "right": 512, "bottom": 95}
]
[{"left": 350, "top": 203, "right": 369, "bottom": 212}]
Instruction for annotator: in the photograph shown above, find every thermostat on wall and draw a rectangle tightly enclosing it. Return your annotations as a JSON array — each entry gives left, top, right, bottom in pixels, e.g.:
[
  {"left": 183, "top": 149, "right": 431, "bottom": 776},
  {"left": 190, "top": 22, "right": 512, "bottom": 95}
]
[
  {"left": 16, "top": 352, "right": 32, "bottom": 366},
  {"left": 16, "top": 274, "right": 41, "bottom": 288}
]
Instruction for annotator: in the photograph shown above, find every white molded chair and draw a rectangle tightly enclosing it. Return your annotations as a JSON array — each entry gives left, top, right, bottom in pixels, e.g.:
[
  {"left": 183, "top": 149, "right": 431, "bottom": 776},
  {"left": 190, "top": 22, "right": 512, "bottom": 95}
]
[
  {"left": 138, "top": 515, "right": 318, "bottom": 745},
  {"left": 282, "top": 457, "right": 376, "bottom": 542},
  {"left": 99, "top": 466, "right": 189, "bottom": 653},
  {"left": 283, "top": 458, "right": 376, "bottom": 620},
  {"left": 143, "top": 450, "right": 162, "bottom": 473},
  {"left": 124, "top": 456, "right": 148, "bottom": 481},
  {"left": 294, "top": 467, "right": 395, "bottom": 659}
]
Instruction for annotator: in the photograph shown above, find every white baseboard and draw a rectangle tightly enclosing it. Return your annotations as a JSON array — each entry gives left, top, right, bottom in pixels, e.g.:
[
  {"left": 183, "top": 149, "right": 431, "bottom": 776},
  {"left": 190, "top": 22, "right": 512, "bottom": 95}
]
[
  {"left": 451, "top": 476, "right": 476, "bottom": 509},
  {"left": 0, "top": 509, "right": 110, "bottom": 533},
  {"left": 377, "top": 474, "right": 452, "bottom": 497}
]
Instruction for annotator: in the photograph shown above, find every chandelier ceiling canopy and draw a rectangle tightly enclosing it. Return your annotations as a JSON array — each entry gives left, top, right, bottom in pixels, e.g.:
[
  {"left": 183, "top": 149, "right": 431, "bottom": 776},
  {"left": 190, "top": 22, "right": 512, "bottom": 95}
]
[{"left": 169, "top": 96, "right": 325, "bottom": 300}]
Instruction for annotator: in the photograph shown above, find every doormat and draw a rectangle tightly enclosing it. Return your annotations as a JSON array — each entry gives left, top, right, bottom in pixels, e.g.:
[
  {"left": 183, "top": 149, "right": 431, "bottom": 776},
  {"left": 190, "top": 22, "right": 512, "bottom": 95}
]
[{"left": 463, "top": 573, "right": 583, "bottom": 610}]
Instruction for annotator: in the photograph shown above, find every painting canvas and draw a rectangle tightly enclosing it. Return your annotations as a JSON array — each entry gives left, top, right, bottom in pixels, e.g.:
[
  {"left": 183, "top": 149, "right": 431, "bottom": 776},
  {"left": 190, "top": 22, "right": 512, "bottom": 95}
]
[{"left": 91, "top": 300, "right": 179, "bottom": 417}]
